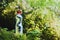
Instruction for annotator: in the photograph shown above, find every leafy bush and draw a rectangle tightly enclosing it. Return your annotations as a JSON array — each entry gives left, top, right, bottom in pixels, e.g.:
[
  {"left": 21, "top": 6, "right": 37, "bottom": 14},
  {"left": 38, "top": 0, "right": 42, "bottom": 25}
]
[
  {"left": 40, "top": 27, "right": 59, "bottom": 40},
  {"left": 0, "top": 27, "right": 60, "bottom": 40},
  {"left": 0, "top": 0, "right": 60, "bottom": 40},
  {"left": 0, "top": 28, "right": 27, "bottom": 40}
]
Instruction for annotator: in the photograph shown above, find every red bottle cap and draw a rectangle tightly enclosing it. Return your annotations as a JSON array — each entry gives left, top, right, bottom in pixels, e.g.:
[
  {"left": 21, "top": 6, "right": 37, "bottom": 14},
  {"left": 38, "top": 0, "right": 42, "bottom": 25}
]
[{"left": 17, "top": 10, "right": 22, "bottom": 14}]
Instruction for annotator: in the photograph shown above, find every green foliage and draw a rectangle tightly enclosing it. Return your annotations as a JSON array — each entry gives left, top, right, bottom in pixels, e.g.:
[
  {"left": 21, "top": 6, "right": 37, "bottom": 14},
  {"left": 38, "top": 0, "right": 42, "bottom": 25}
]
[
  {"left": 40, "top": 27, "right": 59, "bottom": 40},
  {"left": 23, "top": 7, "right": 60, "bottom": 40},
  {"left": 0, "top": 27, "right": 60, "bottom": 40},
  {"left": 0, "top": 28, "right": 27, "bottom": 40},
  {"left": 0, "top": 0, "right": 60, "bottom": 40},
  {"left": 26, "top": 27, "right": 40, "bottom": 40}
]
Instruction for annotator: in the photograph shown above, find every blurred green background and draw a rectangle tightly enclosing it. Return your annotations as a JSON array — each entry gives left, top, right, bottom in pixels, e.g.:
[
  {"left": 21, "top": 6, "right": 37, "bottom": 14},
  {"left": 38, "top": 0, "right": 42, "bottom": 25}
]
[{"left": 0, "top": 0, "right": 60, "bottom": 40}]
